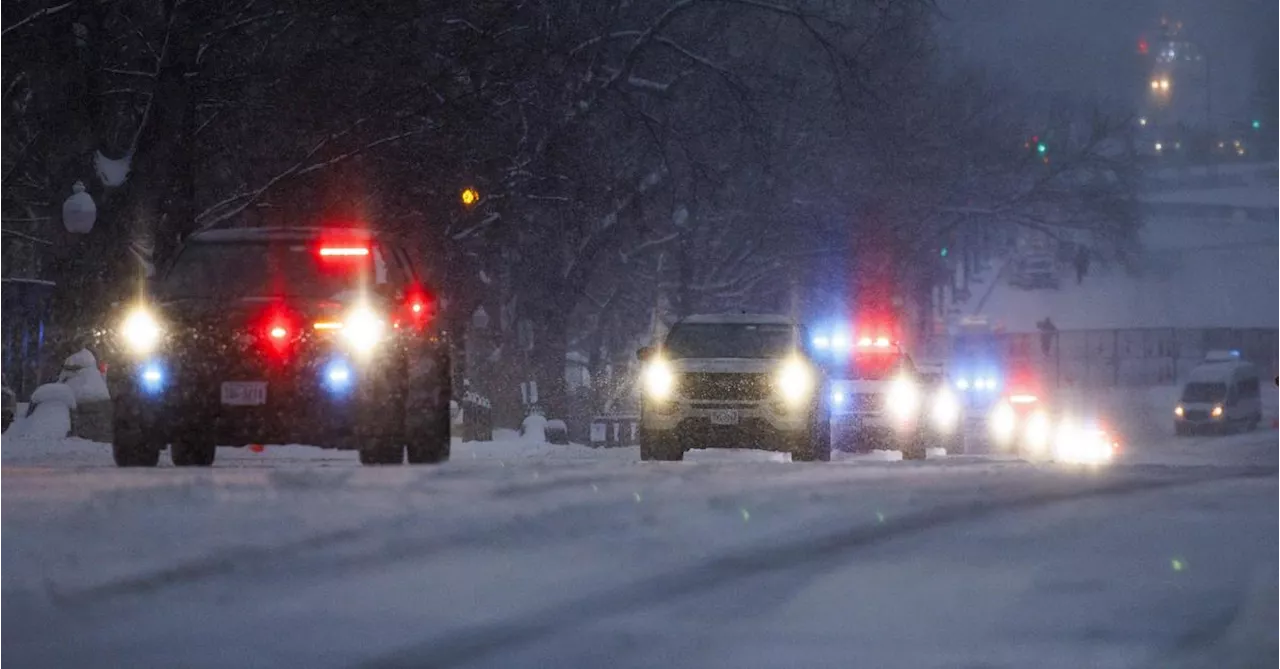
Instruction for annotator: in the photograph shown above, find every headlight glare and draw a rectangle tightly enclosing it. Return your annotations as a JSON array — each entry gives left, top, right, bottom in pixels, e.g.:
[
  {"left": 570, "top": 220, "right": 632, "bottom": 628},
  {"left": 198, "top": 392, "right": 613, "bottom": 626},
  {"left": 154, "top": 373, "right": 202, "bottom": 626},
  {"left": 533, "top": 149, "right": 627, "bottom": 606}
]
[
  {"left": 643, "top": 358, "right": 675, "bottom": 400},
  {"left": 931, "top": 389, "right": 960, "bottom": 431},
  {"left": 886, "top": 375, "right": 920, "bottom": 422},
  {"left": 776, "top": 357, "right": 814, "bottom": 406},
  {"left": 341, "top": 306, "right": 386, "bottom": 354},
  {"left": 120, "top": 307, "right": 163, "bottom": 355}
]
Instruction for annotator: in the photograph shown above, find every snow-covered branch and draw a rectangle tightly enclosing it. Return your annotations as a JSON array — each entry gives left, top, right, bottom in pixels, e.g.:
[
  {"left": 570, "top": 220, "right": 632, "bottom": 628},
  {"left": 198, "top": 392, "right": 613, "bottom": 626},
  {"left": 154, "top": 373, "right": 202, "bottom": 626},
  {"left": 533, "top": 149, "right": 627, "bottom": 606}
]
[
  {"left": 1, "top": 228, "right": 53, "bottom": 245},
  {"left": 196, "top": 128, "right": 421, "bottom": 231},
  {"left": 1, "top": 1, "right": 74, "bottom": 38}
]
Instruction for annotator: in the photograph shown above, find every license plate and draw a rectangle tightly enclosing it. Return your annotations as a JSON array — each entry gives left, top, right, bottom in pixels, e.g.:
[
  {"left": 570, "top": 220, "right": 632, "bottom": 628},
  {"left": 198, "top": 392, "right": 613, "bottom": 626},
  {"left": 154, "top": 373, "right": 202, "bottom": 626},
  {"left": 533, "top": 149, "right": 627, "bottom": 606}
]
[
  {"left": 710, "top": 409, "right": 739, "bottom": 426},
  {"left": 221, "top": 381, "right": 267, "bottom": 406}
]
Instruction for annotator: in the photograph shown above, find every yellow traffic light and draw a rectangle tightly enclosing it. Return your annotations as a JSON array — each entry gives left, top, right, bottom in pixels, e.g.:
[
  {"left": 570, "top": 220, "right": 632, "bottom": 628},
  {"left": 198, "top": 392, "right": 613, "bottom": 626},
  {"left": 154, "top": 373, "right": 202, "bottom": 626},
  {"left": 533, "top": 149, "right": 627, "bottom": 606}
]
[{"left": 461, "top": 187, "right": 479, "bottom": 206}]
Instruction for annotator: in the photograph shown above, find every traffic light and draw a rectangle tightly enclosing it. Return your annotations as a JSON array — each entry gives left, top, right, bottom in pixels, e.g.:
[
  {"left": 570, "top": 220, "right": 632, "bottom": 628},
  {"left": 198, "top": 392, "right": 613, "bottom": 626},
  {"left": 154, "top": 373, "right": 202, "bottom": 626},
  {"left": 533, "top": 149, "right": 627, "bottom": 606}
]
[
  {"left": 1036, "top": 142, "right": 1047, "bottom": 155},
  {"left": 940, "top": 247, "right": 949, "bottom": 258},
  {"left": 1252, "top": 120, "right": 1261, "bottom": 130}
]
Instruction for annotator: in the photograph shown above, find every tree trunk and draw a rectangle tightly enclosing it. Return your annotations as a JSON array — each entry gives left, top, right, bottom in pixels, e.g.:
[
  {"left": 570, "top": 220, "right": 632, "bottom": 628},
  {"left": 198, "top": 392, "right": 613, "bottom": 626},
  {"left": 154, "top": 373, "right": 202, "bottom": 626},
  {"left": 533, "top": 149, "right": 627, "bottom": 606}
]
[{"left": 532, "top": 312, "right": 569, "bottom": 421}]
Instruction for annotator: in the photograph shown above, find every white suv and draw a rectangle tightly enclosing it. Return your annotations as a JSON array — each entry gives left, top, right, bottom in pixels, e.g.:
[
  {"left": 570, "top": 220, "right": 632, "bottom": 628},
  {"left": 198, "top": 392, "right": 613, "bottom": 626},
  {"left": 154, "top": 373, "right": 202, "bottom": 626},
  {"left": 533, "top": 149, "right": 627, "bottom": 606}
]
[{"left": 637, "top": 314, "right": 830, "bottom": 462}]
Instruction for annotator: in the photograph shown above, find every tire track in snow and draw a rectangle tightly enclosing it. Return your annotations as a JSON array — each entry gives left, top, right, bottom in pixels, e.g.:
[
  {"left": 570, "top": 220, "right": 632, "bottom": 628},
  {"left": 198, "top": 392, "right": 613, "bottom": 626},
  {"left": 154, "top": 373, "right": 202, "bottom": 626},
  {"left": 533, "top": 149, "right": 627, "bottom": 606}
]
[{"left": 362, "top": 465, "right": 1278, "bottom": 669}]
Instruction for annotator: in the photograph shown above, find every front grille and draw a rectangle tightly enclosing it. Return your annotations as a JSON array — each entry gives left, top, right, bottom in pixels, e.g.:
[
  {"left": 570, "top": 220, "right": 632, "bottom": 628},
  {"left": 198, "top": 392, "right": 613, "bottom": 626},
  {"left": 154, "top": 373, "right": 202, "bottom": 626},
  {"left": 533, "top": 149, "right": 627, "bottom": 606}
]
[
  {"left": 679, "top": 372, "right": 772, "bottom": 401},
  {"left": 852, "top": 393, "right": 883, "bottom": 413},
  {"left": 1183, "top": 410, "right": 1209, "bottom": 421}
]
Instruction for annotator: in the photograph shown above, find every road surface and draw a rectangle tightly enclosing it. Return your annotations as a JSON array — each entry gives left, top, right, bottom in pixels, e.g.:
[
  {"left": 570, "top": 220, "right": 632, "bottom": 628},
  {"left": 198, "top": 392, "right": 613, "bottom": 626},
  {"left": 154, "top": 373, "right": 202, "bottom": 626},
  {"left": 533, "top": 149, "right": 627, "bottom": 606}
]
[{"left": 3, "top": 429, "right": 1276, "bottom": 669}]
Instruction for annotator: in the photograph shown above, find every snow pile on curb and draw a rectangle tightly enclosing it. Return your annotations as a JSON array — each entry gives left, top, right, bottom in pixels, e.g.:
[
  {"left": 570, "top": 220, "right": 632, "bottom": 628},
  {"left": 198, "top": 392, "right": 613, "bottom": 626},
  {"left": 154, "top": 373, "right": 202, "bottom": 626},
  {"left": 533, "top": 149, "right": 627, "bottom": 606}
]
[
  {"left": 4, "top": 384, "right": 76, "bottom": 440},
  {"left": 520, "top": 414, "right": 547, "bottom": 443},
  {"left": 59, "top": 349, "right": 110, "bottom": 404}
]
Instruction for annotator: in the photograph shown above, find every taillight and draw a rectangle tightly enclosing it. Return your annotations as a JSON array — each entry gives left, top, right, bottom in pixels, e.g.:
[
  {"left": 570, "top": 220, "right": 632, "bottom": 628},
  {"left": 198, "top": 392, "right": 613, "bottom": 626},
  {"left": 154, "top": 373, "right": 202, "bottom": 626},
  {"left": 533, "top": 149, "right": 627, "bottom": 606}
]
[
  {"left": 394, "top": 290, "right": 432, "bottom": 331},
  {"left": 252, "top": 306, "right": 299, "bottom": 361}
]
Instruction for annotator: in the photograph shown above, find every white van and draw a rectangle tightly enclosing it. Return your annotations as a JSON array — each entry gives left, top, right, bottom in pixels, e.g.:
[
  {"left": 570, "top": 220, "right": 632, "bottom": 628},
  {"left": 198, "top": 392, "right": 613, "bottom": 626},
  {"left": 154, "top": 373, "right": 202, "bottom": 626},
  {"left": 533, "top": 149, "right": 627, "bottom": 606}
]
[{"left": 1174, "top": 351, "right": 1264, "bottom": 435}]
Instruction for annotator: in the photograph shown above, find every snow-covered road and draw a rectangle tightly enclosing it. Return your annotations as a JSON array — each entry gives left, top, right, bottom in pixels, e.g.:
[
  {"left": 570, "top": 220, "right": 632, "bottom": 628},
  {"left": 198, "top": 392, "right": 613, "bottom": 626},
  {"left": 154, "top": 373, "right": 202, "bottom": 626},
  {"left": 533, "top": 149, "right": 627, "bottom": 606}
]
[{"left": 3, "top": 430, "right": 1276, "bottom": 668}]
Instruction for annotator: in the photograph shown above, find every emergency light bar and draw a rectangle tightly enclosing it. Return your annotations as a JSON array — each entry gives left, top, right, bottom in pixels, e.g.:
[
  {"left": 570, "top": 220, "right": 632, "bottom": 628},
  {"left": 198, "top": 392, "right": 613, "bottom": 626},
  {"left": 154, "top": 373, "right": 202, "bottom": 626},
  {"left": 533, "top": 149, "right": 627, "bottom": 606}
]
[
  {"left": 319, "top": 246, "right": 370, "bottom": 257},
  {"left": 1009, "top": 394, "right": 1038, "bottom": 404},
  {"left": 856, "top": 336, "right": 892, "bottom": 348},
  {"left": 811, "top": 333, "right": 851, "bottom": 351}
]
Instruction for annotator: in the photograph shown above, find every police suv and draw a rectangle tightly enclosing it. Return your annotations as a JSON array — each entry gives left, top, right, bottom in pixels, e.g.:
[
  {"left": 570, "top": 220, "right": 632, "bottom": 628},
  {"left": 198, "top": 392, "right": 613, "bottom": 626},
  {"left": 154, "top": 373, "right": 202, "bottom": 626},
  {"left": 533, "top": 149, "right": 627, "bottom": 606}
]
[{"left": 105, "top": 227, "right": 452, "bottom": 467}]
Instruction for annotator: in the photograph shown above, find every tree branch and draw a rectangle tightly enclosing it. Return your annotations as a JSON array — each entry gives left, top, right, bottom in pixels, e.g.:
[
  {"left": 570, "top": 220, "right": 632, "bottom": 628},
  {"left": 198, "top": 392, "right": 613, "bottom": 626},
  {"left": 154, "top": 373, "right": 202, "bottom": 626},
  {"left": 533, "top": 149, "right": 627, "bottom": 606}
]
[{"left": 1, "top": 1, "right": 75, "bottom": 38}]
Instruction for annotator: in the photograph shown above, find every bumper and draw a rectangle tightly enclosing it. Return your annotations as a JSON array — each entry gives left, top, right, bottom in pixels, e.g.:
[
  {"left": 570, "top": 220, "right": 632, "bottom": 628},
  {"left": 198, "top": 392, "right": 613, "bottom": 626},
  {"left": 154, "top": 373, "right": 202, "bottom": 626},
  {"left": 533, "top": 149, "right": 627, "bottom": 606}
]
[
  {"left": 831, "top": 413, "right": 918, "bottom": 450},
  {"left": 642, "top": 401, "right": 807, "bottom": 448},
  {"left": 114, "top": 353, "right": 403, "bottom": 448}
]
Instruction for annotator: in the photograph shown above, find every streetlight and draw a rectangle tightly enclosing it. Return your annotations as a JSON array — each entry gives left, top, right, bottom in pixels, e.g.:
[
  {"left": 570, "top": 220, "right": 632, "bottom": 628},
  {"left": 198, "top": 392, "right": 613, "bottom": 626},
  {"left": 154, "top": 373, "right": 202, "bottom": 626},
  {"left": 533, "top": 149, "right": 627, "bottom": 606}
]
[{"left": 460, "top": 187, "right": 479, "bottom": 207}]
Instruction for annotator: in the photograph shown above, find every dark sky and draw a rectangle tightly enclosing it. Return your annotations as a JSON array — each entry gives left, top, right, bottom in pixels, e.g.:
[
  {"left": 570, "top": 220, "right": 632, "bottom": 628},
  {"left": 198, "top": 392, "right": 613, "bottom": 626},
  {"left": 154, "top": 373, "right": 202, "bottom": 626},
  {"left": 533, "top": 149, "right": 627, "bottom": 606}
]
[{"left": 937, "top": 0, "right": 1277, "bottom": 120}]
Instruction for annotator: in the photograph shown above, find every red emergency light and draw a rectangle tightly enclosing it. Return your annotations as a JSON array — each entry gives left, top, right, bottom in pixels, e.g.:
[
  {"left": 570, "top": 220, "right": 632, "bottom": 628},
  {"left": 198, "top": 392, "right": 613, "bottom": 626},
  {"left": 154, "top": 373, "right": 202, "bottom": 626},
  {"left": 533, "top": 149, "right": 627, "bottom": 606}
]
[{"left": 318, "top": 246, "right": 370, "bottom": 258}]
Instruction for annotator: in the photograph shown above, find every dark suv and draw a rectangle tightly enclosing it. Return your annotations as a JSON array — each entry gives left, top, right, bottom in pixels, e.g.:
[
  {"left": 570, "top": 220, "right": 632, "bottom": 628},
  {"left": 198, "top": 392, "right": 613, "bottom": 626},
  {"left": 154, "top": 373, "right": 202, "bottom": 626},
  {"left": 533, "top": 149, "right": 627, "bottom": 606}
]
[{"left": 105, "top": 227, "right": 451, "bottom": 467}]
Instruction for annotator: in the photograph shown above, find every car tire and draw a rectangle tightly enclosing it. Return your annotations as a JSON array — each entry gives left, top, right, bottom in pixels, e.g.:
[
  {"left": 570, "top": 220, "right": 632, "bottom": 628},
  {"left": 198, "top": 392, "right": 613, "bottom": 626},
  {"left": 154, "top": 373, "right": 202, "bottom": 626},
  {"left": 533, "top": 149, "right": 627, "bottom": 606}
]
[
  {"left": 405, "top": 345, "right": 452, "bottom": 465},
  {"left": 640, "top": 430, "right": 683, "bottom": 461},
  {"left": 791, "top": 412, "right": 832, "bottom": 462},
  {"left": 171, "top": 440, "right": 216, "bottom": 467},
  {"left": 112, "top": 426, "right": 162, "bottom": 467}
]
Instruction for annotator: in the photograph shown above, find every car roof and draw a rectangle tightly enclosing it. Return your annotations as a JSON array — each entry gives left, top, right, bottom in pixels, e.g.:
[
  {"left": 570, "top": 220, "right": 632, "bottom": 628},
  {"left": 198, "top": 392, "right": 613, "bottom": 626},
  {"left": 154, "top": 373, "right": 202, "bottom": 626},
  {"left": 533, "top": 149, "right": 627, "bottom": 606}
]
[
  {"left": 185, "top": 227, "right": 379, "bottom": 244},
  {"left": 1188, "top": 360, "right": 1257, "bottom": 382},
  {"left": 678, "top": 313, "right": 797, "bottom": 326}
]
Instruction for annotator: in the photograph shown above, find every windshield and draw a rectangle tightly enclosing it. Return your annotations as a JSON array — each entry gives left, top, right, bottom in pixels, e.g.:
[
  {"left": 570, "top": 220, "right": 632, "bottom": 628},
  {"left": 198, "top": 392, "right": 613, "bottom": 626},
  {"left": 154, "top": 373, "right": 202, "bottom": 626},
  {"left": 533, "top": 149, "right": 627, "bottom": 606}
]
[
  {"left": 663, "top": 323, "right": 797, "bottom": 359},
  {"left": 160, "top": 242, "right": 381, "bottom": 299},
  {"left": 1181, "top": 382, "right": 1227, "bottom": 403}
]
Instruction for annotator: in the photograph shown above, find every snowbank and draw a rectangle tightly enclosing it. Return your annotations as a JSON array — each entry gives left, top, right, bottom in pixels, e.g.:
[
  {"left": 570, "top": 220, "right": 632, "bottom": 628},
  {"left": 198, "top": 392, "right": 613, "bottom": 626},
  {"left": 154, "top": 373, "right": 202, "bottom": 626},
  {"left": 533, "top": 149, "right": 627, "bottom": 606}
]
[
  {"left": 59, "top": 349, "right": 110, "bottom": 404},
  {"left": 521, "top": 414, "right": 547, "bottom": 443},
  {"left": 3, "top": 383, "right": 75, "bottom": 440}
]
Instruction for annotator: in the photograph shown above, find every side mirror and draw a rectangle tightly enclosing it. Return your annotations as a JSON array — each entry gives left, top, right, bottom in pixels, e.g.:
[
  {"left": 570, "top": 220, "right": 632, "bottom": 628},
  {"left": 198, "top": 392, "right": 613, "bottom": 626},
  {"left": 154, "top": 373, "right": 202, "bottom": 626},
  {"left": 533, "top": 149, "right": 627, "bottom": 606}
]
[{"left": 636, "top": 346, "right": 654, "bottom": 362}]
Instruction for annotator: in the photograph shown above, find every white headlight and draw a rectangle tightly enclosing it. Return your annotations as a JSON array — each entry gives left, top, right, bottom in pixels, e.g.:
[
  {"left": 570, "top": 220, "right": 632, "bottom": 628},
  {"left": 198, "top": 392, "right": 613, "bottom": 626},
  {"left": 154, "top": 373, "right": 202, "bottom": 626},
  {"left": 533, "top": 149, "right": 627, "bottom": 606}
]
[
  {"left": 1024, "top": 410, "right": 1051, "bottom": 453},
  {"left": 886, "top": 375, "right": 920, "bottom": 422},
  {"left": 120, "top": 307, "right": 163, "bottom": 355},
  {"left": 990, "top": 402, "right": 1016, "bottom": 444},
  {"left": 341, "top": 306, "right": 386, "bottom": 354},
  {"left": 643, "top": 358, "right": 675, "bottom": 400},
  {"left": 776, "top": 357, "right": 814, "bottom": 406},
  {"left": 931, "top": 389, "right": 960, "bottom": 431}
]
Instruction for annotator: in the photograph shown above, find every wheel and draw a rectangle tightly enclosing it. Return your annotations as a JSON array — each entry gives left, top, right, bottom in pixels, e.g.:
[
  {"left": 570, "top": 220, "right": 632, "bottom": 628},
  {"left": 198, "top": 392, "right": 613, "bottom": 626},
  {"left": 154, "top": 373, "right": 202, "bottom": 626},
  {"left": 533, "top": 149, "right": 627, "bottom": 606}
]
[
  {"left": 1246, "top": 414, "right": 1261, "bottom": 432},
  {"left": 640, "top": 429, "right": 683, "bottom": 461},
  {"left": 404, "top": 345, "right": 451, "bottom": 465},
  {"left": 791, "top": 412, "right": 831, "bottom": 462},
  {"left": 171, "top": 439, "right": 216, "bottom": 467},
  {"left": 112, "top": 421, "right": 162, "bottom": 467}
]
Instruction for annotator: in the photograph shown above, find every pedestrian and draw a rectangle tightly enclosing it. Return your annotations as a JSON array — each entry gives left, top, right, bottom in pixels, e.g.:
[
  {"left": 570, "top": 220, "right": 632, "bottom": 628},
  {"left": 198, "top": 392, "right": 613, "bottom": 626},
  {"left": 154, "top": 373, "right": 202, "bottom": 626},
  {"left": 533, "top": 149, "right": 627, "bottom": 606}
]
[
  {"left": 1037, "top": 317, "right": 1057, "bottom": 357},
  {"left": 1073, "top": 246, "right": 1090, "bottom": 285}
]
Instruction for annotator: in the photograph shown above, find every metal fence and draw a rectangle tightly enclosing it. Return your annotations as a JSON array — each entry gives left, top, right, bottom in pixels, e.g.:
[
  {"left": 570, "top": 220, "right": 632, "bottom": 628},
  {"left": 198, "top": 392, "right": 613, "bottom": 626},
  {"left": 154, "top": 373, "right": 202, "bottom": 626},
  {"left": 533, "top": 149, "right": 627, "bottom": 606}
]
[{"left": 966, "top": 327, "right": 1278, "bottom": 388}]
